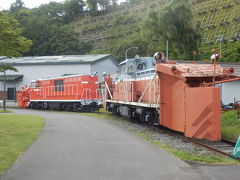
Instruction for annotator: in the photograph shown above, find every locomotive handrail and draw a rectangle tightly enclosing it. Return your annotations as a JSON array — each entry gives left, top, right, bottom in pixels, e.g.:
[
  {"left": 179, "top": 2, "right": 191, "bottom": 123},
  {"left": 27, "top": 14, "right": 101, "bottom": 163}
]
[
  {"left": 97, "top": 88, "right": 103, "bottom": 100},
  {"left": 76, "top": 85, "right": 78, "bottom": 99},
  {"left": 32, "top": 85, "right": 80, "bottom": 99},
  {"left": 28, "top": 81, "right": 101, "bottom": 101},
  {"left": 138, "top": 74, "right": 157, "bottom": 102},
  {"left": 136, "top": 68, "right": 155, "bottom": 76},
  {"left": 104, "top": 81, "right": 113, "bottom": 99},
  {"left": 201, "top": 77, "right": 240, "bottom": 87},
  {"left": 131, "top": 82, "right": 133, "bottom": 102},
  {"left": 80, "top": 88, "right": 99, "bottom": 100},
  {"left": 124, "top": 81, "right": 129, "bottom": 101},
  {"left": 81, "top": 88, "right": 91, "bottom": 100},
  {"left": 30, "top": 87, "right": 43, "bottom": 99}
]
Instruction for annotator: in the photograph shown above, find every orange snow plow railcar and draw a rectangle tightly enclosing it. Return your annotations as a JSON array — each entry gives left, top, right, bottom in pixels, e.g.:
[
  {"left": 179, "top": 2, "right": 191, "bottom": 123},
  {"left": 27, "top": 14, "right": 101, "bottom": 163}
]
[{"left": 104, "top": 56, "right": 240, "bottom": 141}]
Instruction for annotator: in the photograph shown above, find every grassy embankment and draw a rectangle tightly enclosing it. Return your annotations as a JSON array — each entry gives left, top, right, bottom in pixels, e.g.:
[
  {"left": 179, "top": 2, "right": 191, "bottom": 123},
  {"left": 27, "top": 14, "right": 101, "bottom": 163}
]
[
  {"left": 67, "top": 109, "right": 238, "bottom": 164},
  {"left": 0, "top": 115, "right": 45, "bottom": 174},
  {"left": 221, "top": 111, "right": 240, "bottom": 141}
]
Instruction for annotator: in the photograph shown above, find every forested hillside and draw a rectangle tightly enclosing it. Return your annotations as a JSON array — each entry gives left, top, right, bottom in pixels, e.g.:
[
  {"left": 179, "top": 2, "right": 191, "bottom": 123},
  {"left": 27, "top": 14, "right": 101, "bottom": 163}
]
[
  {"left": 0, "top": 0, "right": 239, "bottom": 62},
  {"left": 71, "top": 0, "right": 240, "bottom": 61}
]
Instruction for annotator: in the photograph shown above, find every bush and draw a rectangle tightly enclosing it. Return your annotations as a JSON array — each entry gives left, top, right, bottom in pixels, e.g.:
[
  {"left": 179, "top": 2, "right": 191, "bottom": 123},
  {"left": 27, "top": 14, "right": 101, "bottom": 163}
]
[{"left": 199, "top": 41, "right": 240, "bottom": 62}]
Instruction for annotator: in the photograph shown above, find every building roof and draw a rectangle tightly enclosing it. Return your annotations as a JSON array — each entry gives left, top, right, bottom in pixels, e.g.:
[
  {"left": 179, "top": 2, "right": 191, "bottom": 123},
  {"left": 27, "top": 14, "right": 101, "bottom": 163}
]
[
  {"left": 0, "top": 75, "right": 23, "bottom": 81},
  {"left": 0, "top": 54, "right": 118, "bottom": 66}
]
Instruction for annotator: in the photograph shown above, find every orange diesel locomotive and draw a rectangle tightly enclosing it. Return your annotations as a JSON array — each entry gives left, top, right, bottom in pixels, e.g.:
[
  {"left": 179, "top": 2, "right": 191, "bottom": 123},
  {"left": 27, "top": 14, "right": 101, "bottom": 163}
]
[
  {"left": 104, "top": 55, "right": 239, "bottom": 141},
  {"left": 17, "top": 74, "right": 102, "bottom": 112}
]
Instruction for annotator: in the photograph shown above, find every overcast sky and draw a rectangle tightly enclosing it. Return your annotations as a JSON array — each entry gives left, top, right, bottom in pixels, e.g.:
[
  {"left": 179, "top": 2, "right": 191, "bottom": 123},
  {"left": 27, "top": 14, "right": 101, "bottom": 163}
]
[
  {"left": 0, "top": 0, "right": 125, "bottom": 10},
  {"left": 0, "top": 0, "right": 67, "bottom": 10}
]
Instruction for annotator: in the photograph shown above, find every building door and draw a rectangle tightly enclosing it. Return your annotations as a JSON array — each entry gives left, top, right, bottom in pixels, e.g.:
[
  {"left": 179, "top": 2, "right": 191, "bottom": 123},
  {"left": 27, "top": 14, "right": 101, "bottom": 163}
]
[{"left": 7, "top": 88, "right": 16, "bottom": 100}]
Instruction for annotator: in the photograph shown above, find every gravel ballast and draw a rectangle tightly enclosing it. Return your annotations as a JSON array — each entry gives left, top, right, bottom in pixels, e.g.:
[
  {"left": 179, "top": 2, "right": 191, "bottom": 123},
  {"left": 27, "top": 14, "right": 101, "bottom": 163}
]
[{"left": 101, "top": 114, "right": 232, "bottom": 160}]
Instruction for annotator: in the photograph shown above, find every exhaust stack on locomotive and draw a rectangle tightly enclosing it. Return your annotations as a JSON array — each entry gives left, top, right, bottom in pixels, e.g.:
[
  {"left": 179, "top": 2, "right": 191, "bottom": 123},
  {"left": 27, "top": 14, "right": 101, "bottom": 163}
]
[{"left": 104, "top": 54, "right": 238, "bottom": 141}]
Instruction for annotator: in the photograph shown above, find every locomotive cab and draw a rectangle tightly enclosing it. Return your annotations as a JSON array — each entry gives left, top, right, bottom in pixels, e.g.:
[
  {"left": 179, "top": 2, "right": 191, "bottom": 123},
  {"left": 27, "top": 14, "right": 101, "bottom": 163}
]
[
  {"left": 105, "top": 55, "right": 160, "bottom": 125},
  {"left": 31, "top": 81, "right": 39, "bottom": 88},
  {"left": 117, "top": 56, "right": 156, "bottom": 80}
]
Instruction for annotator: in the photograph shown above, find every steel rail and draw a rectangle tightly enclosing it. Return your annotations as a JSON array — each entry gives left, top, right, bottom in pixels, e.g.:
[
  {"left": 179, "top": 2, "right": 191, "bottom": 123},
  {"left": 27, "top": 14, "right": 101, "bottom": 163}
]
[
  {"left": 221, "top": 139, "right": 236, "bottom": 147},
  {"left": 185, "top": 139, "right": 239, "bottom": 161},
  {"left": 159, "top": 128, "right": 240, "bottom": 161}
]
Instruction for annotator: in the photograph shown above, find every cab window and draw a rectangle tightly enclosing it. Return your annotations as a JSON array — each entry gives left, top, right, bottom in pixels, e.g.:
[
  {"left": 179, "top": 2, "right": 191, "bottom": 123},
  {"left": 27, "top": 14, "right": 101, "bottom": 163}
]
[{"left": 54, "top": 80, "right": 64, "bottom": 91}]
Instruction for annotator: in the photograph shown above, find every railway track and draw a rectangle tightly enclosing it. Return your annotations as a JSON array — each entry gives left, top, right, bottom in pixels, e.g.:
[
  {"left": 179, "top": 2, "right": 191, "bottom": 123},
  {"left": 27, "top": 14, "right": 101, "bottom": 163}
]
[
  {"left": 221, "top": 139, "right": 236, "bottom": 146},
  {"left": 186, "top": 138, "right": 239, "bottom": 161},
  {"left": 158, "top": 128, "right": 239, "bottom": 161}
]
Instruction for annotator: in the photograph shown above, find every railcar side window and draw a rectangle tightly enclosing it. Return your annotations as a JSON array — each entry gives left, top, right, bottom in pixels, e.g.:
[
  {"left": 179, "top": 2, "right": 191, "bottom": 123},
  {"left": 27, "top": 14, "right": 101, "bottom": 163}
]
[{"left": 54, "top": 80, "right": 64, "bottom": 91}]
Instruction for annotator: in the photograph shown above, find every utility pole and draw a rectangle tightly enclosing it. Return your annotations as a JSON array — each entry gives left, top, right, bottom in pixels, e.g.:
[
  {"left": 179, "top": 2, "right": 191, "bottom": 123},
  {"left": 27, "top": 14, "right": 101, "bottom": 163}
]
[
  {"left": 216, "top": 34, "right": 223, "bottom": 54},
  {"left": 166, "top": 40, "right": 169, "bottom": 61},
  {"left": 3, "top": 70, "right": 6, "bottom": 111}
]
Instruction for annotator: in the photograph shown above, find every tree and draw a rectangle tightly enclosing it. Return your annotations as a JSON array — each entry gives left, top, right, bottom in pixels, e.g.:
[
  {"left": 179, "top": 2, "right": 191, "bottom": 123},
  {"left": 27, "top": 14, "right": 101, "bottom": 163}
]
[
  {"left": 10, "top": 0, "right": 25, "bottom": 13},
  {"left": 86, "top": 0, "right": 98, "bottom": 11},
  {"left": 98, "top": 0, "right": 110, "bottom": 11},
  {"left": 21, "top": 14, "right": 82, "bottom": 56},
  {"left": 64, "top": 0, "right": 86, "bottom": 21},
  {"left": 140, "top": 0, "right": 201, "bottom": 59},
  {"left": 0, "top": 65, "right": 18, "bottom": 111},
  {"left": 0, "top": 12, "right": 32, "bottom": 57},
  {"left": 127, "top": 0, "right": 143, "bottom": 7},
  {"left": 7, "top": 1, "right": 85, "bottom": 56},
  {"left": 111, "top": 33, "right": 148, "bottom": 62},
  {"left": 35, "top": 2, "right": 65, "bottom": 19},
  {"left": 111, "top": 0, "right": 118, "bottom": 9}
]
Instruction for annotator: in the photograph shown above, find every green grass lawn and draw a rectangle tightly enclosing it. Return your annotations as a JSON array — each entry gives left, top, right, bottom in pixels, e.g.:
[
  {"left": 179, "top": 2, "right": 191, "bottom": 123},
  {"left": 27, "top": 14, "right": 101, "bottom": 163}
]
[
  {"left": 221, "top": 111, "right": 240, "bottom": 141},
  {"left": 0, "top": 110, "right": 12, "bottom": 113},
  {"left": 0, "top": 115, "right": 45, "bottom": 174}
]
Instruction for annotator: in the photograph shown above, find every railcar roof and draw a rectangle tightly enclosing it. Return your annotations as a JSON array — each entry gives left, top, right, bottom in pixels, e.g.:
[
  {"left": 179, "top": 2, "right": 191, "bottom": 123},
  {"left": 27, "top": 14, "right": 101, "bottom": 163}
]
[
  {"left": 31, "top": 74, "right": 95, "bottom": 82},
  {"left": 176, "top": 60, "right": 240, "bottom": 76},
  {"left": 0, "top": 54, "right": 117, "bottom": 66},
  {"left": 161, "top": 64, "right": 226, "bottom": 77},
  {"left": 118, "top": 57, "right": 154, "bottom": 65}
]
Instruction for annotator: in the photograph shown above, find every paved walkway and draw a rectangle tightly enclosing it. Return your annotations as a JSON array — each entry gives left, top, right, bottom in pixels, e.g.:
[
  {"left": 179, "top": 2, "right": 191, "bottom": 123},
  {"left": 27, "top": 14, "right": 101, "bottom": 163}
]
[{"left": 1, "top": 109, "right": 239, "bottom": 180}]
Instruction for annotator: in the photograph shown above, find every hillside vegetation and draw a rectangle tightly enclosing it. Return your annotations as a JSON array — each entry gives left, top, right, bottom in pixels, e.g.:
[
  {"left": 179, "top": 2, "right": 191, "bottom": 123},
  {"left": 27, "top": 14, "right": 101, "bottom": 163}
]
[
  {"left": 71, "top": 0, "right": 240, "bottom": 61},
  {"left": 1, "top": 0, "right": 239, "bottom": 62}
]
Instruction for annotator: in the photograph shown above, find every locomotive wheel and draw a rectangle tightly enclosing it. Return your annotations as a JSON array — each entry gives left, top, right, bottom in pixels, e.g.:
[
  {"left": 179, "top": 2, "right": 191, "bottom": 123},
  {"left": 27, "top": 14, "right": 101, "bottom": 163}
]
[{"left": 43, "top": 102, "right": 49, "bottom": 110}]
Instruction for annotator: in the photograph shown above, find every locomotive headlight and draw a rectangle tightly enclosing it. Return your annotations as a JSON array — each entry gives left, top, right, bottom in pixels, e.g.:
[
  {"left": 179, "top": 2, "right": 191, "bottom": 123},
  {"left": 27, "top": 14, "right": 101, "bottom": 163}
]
[
  {"left": 103, "top": 72, "right": 107, "bottom": 77},
  {"left": 135, "top": 55, "right": 140, "bottom": 60}
]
